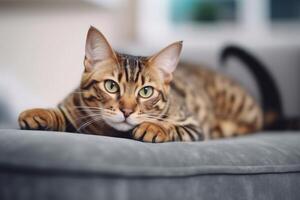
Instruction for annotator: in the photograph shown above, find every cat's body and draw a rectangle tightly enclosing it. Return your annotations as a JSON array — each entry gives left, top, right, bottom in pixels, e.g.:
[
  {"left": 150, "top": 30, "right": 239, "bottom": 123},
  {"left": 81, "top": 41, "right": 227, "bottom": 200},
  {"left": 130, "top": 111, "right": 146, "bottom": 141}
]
[
  {"left": 54, "top": 61, "right": 263, "bottom": 141},
  {"left": 19, "top": 27, "right": 264, "bottom": 142}
]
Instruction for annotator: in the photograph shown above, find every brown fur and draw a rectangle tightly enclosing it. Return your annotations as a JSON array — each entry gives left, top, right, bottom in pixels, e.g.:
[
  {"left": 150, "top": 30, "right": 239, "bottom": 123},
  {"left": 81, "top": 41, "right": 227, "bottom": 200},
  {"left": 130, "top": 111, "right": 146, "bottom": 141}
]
[{"left": 19, "top": 26, "right": 263, "bottom": 142}]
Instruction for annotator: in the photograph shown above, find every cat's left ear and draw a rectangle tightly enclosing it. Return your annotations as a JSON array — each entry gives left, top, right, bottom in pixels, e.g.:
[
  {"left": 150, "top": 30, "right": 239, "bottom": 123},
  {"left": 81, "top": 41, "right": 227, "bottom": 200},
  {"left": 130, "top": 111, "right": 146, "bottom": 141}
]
[
  {"left": 84, "top": 26, "right": 117, "bottom": 72},
  {"left": 148, "top": 41, "right": 183, "bottom": 83}
]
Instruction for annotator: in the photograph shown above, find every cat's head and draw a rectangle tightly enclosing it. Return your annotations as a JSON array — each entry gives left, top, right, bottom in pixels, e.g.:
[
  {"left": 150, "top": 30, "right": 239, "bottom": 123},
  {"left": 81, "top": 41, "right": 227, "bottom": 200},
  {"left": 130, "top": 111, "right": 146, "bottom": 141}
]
[{"left": 80, "top": 26, "right": 182, "bottom": 131}]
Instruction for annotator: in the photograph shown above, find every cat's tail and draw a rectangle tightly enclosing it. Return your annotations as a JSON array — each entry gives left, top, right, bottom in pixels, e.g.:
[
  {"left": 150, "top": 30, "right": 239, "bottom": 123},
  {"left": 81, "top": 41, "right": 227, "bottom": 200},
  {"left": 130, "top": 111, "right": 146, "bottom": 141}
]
[{"left": 219, "top": 45, "right": 300, "bottom": 130}]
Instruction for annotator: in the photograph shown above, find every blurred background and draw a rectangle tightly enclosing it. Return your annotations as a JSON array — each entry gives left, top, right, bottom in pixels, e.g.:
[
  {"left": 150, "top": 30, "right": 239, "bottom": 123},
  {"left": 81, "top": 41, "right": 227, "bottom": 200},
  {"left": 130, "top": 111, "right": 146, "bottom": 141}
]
[{"left": 0, "top": 0, "right": 299, "bottom": 128}]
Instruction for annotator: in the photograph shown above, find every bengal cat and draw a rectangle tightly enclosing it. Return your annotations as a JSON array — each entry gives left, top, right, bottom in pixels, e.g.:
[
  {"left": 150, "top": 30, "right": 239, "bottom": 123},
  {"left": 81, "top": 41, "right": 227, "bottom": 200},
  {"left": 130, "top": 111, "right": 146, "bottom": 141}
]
[{"left": 19, "top": 26, "right": 264, "bottom": 142}]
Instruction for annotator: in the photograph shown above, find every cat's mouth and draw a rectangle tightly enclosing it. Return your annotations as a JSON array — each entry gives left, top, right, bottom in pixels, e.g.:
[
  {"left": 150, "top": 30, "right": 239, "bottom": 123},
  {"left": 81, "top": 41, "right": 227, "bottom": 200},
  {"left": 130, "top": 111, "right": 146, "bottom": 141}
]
[
  {"left": 102, "top": 113, "right": 139, "bottom": 131},
  {"left": 105, "top": 119, "right": 135, "bottom": 132},
  {"left": 115, "top": 119, "right": 132, "bottom": 125}
]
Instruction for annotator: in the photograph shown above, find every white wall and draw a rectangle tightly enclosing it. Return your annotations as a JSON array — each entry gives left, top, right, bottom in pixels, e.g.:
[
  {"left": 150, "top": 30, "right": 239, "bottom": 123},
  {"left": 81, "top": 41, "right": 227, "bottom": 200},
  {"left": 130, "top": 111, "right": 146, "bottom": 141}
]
[{"left": 0, "top": 1, "right": 133, "bottom": 123}]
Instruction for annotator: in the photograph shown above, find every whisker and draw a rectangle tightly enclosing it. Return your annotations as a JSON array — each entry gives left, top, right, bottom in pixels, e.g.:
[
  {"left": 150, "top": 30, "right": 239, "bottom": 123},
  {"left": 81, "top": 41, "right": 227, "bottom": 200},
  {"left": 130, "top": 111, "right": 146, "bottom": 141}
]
[
  {"left": 78, "top": 113, "right": 103, "bottom": 120},
  {"left": 143, "top": 112, "right": 170, "bottom": 118},
  {"left": 73, "top": 107, "right": 117, "bottom": 115},
  {"left": 139, "top": 113, "right": 169, "bottom": 119},
  {"left": 70, "top": 92, "right": 85, "bottom": 94},
  {"left": 68, "top": 107, "right": 110, "bottom": 114},
  {"left": 70, "top": 110, "right": 116, "bottom": 129},
  {"left": 137, "top": 115, "right": 172, "bottom": 123},
  {"left": 72, "top": 106, "right": 105, "bottom": 110},
  {"left": 75, "top": 108, "right": 111, "bottom": 113},
  {"left": 79, "top": 110, "right": 116, "bottom": 119},
  {"left": 78, "top": 116, "right": 103, "bottom": 132}
]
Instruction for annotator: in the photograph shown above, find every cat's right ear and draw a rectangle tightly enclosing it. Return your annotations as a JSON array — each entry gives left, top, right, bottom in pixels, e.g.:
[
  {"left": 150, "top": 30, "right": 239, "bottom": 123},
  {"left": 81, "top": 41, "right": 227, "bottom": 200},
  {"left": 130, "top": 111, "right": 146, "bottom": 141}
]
[{"left": 84, "top": 26, "right": 117, "bottom": 72}]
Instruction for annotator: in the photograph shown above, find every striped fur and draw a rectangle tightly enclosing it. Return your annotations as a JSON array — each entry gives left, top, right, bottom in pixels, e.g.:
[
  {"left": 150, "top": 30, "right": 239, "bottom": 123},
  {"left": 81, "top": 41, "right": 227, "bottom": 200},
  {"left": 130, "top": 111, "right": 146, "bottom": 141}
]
[{"left": 18, "top": 26, "right": 263, "bottom": 142}]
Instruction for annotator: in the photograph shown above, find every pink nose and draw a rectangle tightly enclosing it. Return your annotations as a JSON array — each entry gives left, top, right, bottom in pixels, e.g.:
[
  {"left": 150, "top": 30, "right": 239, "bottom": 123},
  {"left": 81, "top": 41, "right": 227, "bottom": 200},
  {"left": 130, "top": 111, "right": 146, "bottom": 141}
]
[{"left": 120, "top": 108, "right": 133, "bottom": 118}]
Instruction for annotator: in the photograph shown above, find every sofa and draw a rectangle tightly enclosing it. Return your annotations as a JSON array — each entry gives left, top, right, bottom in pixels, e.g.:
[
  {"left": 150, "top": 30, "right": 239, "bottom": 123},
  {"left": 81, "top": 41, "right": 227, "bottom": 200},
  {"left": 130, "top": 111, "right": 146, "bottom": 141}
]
[{"left": 0, "top": 129, "right": 299, "bottom": 200}]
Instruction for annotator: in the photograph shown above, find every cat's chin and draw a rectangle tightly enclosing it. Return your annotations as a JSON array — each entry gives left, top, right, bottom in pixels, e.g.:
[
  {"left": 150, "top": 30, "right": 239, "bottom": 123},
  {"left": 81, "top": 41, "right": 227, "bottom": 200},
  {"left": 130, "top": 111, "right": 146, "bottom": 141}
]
[{"left": 105, "top": 120, "right": 134, "bottom": 132}]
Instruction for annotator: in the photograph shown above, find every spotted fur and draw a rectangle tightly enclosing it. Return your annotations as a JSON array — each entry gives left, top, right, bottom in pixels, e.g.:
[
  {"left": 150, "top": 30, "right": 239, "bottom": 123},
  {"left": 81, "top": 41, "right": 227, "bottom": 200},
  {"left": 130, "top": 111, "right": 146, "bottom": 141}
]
[{"left": 19, "top": 26, "right": 263, "bottom": 142}]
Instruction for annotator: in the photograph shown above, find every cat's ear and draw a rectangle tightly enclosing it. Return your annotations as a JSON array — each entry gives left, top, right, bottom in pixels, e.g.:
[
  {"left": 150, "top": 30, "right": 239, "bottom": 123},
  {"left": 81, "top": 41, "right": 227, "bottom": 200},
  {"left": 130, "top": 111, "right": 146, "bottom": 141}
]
[
  {"left": 84, "top": 26, "right": 117, "bottom": 72},
  {"left": 148, "top": 41, "right": 183, "bottom": 82}
]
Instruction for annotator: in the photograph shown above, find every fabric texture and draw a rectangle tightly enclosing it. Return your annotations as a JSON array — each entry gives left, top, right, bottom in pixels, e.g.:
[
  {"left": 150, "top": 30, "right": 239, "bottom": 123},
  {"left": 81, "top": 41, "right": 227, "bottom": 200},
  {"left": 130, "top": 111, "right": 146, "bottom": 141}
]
[{"left": 0, "top": 129, "right": 300, "bottom": 200}]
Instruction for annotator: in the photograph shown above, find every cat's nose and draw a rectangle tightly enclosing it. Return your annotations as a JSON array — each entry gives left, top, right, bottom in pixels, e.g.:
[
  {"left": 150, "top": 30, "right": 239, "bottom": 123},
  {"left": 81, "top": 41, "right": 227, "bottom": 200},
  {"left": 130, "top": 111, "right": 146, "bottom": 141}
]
[{"left": 120, "top": 108, "right": 133, "bottom": 118}]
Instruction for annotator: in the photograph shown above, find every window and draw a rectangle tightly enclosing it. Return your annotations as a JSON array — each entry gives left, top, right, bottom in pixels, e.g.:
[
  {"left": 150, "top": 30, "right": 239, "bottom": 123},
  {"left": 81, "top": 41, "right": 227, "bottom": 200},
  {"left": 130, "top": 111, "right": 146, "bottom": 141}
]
[
  {"left": 270, "top": 0, "right": 300, "bottom": 21},
  {"left": 170, "top": 0, "right": 237, "bottom": 23}
]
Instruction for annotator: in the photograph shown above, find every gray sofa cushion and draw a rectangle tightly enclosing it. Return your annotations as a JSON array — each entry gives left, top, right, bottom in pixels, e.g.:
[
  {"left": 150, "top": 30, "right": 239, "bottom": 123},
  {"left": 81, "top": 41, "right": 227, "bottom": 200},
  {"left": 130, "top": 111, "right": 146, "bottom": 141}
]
[{"left": 0, "top": 129, "right": 300, "bottom": 200}]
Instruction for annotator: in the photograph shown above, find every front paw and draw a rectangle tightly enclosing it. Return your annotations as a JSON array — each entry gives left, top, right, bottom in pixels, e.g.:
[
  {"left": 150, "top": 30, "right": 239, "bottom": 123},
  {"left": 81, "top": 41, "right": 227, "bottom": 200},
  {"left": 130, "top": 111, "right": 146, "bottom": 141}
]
[
  {"left": 132, "top": 122, "right": 169, "bottom": 143},
  {"left": 19, "top": 109, "right": 54, "bottom": 131}
]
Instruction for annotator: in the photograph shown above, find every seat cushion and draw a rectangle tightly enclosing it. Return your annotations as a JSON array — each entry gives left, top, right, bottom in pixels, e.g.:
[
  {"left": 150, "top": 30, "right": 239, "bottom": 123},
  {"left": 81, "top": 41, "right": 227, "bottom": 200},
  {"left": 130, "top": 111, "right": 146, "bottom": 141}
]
[{"left": 0, "top": 129, "right": 300, "bottom": 200}]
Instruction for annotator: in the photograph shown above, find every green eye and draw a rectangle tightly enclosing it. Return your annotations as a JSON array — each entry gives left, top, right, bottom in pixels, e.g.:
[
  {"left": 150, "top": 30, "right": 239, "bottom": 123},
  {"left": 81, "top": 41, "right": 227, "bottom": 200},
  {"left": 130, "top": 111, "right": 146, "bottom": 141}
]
[
  {"left": 104, "top": 80, "right": 119, "bottom": 93},
  {"left": 139, "top": 86, "right": 154, "bottom": 98}
]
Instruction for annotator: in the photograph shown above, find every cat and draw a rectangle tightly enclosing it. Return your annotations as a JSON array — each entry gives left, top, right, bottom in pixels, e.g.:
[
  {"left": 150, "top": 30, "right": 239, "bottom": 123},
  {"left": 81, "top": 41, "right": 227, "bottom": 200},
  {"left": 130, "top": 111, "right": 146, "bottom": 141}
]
[{"left": 19, "top": 26, "right": 266, "bottom": 142}]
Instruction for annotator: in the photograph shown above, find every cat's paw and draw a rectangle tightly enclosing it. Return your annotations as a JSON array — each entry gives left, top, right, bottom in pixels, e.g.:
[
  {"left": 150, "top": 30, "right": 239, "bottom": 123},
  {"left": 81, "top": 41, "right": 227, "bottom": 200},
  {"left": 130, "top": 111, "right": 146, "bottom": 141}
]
[
  {"left": 18, "top": 109, "right": 54, "bottom": 131},
  {"left": 132, "top": 122, "right": 169, "bottom": 143}
]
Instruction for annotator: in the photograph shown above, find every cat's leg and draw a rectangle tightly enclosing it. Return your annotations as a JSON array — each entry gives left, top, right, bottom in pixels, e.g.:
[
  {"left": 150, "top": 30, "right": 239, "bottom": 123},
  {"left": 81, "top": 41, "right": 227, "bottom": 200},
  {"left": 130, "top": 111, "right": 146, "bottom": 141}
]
[
  {"left": 132, "top": 122, "right": 168, "bottom": 143},
  {"left": 18, "top": 108, "right": 66, "bottom": 131},
  {"left": 132, "top": 121, "right": 204, "bottom": 143}
]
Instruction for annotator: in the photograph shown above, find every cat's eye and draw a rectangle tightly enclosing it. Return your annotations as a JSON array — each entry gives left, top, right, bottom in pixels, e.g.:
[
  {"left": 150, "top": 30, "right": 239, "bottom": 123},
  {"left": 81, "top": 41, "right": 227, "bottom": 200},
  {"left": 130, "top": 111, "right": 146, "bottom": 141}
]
[
  {"left": 138, "top": 86, "right": 154, "bottom": 98},
  {"left": 104, "top": 80, "right": 119, "bottom": 93}
]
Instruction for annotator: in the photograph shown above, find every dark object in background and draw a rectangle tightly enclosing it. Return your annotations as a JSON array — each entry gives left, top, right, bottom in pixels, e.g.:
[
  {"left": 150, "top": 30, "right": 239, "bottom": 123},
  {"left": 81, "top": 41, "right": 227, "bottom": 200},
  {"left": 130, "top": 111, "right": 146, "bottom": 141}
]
[
  {"left": 220, "top": 45, "right": 300, "bottom": 130},
  {"left": 270, "top": 0, "right": 300, "bottom": 21},
  {"left": 0, "top": 99, "right": 12, "bottom": 128}
]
